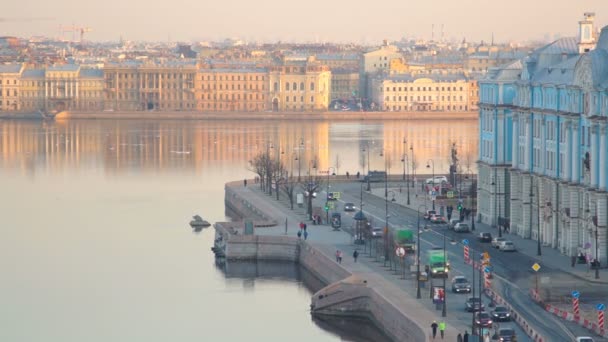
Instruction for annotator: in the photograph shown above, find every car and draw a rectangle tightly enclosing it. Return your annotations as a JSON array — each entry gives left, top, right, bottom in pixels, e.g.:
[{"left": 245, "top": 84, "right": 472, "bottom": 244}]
[
  {"left": 371, "top": 227, "right": 383, "bottom": 238},
  {"left": 425, "top": 176, "right": 448, "bottom": 184},
  {"left": 491, "top": 306, "right": 511, "bottom": 321},
  {"left": 454, "top": 223, "right": 470, "bottom": 233},
  {"left": 465, "top": 297, "right": 484, "bottom": 312},
  {"left": 430, "top": 214, "right": 447, "bottom": 224},
  {"left": 499, "top": 241, "right": 516, "bottom": 252},
  {"left": 451, "top": 276, "right": 471, "bottom": 293},
  {"left": 478, "top": 232, "right": 492, "bottom": 242},
  {"left": 344, "top": 202, "right": 356, "bottom": 212},
  {"left": 491, "top": 237, "right": 506, "bottom": 248},
  {"left": 327, "top": 192, "right": 338, "bottom": 200},
  {"left": 448, "top": 218, "right": 461, "bottom": 230},
  {"left": 497, "top": 328, "right": 516, "bottom": 341},
  {"left": 423, "top": 210, "right": 436, "bottom": 220},
  {"left": 474, "top": 311, "right": 493, "bottom": 327}
]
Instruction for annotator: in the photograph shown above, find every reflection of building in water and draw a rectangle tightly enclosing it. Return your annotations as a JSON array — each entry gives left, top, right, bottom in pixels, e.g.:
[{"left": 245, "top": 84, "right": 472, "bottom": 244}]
[{"left": 0, "top": 120, "right": 476, "bottom": 176}]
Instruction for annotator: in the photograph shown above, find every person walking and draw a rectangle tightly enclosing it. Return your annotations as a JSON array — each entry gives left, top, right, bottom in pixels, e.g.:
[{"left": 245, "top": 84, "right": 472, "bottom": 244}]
[
  {"left": 336, "top": 250, "right": 340, "bottom": 263},
  {"left": 346, "top": 171, "right": 350, "bottom": 179},
  {"left": 299, "top": 221, "right": 304, "bottom": 230},
  {"left": 303, "top": 230, "right": 308, "bottom": 240},
  {"left": 430, "top": 321, "right": 438, "bottom": 339},
  {"left": 244, "top": 179, "right": 247, "bottom": 187},
  {"left": 463, "top": 330, "right": 469, "bottom": 342},
  {"left": 353, "top": 250, "right": 359, "bottom": 262},
  {"left": 457, "top": 333, "right": 463, "bottom": 342},
  {"left": 297, "top": 230, "right": 302, "bottom": 239},
  {"left": 438, "top": 321, "right": 445, "bottom": 339},
  {"left": 338, "top": 250, "right": 343, "bottom": 264}
]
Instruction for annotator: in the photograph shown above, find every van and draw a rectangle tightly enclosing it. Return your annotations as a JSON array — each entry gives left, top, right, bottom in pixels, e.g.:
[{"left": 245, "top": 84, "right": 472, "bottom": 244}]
[
  {"left": 425, "top": 176, "right": 448, "bottom": 184},
  {"left": 362, "top": 170, "right": 387, "bottom": 183}
]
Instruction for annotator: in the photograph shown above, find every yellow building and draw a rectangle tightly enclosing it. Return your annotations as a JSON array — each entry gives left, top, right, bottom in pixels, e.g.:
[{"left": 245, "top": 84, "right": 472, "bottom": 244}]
[
  {"left": 196, "top": 67, "right": 268, "bottom": 112},
  {"left": 371, "top": 74, "right": 477, "bottom": 112},
  {"left": 268, "top": 58, "right": 331, "bottom": 111},
  {"left": 104, "top": 60, "right": 197, "bottom": 111},
  {"left": 20, "top": 69, "right": 45, "bottom": 111},
  {"left": 0, "top": 64, "right": 24, "bottom": 111}
]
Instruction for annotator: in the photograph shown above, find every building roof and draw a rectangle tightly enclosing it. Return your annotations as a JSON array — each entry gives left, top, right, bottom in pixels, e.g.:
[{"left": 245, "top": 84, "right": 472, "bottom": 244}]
[
  {"left": 79, "top": 68, "right": 104, "bottom": 78},
  {"left": 21, "top": 69, "right": 45, "bottom": 79},
  {"left": 47, "top": 64, "right": 80, "bottom": 72},
  {"left": 199, "top": 68, "right": 267, "bottom": 73},
  {"left": 0, "top": 63, "right": 23, "bottom": 74},
  {"left": 385, "top": 73, "right": 469, "bottom": 82},
  {"left": 531, "top": 55, "right": 580, "bottom": 85}
]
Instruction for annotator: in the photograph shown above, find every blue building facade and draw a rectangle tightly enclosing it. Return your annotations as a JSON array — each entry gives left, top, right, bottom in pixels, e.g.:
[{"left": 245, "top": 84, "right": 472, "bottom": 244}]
[{"left": 478, "top": 14, "right": 608, "bottom": 263}]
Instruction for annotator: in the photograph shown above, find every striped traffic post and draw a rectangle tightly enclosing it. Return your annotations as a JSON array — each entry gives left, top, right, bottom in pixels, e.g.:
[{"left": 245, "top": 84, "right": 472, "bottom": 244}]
[
  {"left": 572, "top": 291, "right": 580, "bottom": 319},
  {"left": 463, "top": 239, "right": 470, "bottom": 263},
  {"left": 484, "top": 266, "right": 492, "bottom": 289},
  {"left": 597, "top": 303, "right": 605, "bottom": 332}
]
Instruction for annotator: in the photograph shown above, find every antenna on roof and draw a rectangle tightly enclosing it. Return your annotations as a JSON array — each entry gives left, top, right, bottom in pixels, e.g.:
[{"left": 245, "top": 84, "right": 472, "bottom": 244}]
[
  {"left": 491, "top": 32, "right": 494, "bottom": 46},
  {"left": 432, "top": 24, "right": 434, "bottom": 42},
  {"left": 441, "top": 24, "right": 444, "bottom": 42}
]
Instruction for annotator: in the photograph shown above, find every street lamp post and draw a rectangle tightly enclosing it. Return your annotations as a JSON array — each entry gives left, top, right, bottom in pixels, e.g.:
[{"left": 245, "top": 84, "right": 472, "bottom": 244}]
[
  {"left": 410, "top": 145, "right": 415, "bottom": 188},
  {"left": 297, "top": 138, "right": 304, "bottom": 182},
  {"left": 326, "top": 166, "right": 336, "bottom": 225},
  {"left": 595, "top": 222, "right": 600, "bottom": 279},
  {"left": 402, "top": 138, "right": 407, "bottom": 181},
  {"left": 362, "top": 144, "right": 371, "bottom": 191},
  {"left": 426, "top": 159, "right": 435, "bottom": 211},
  {"left": 384, "top": 190, "right": 396, "bottom": 261},
  {"left": 535, "top": 183, "right": 541, "bottom": 256},
  {"left": 491, "top": 178, "right": 502, "bottom": 238},
  {"left": 416, "top": 204, "right": 427, "bottom": 299},
  {"left": 402, "top": 153, "right": 410, "bottom": 205},
  {"left": 442, "top": 230, "right": 447, "bottom": 317}
]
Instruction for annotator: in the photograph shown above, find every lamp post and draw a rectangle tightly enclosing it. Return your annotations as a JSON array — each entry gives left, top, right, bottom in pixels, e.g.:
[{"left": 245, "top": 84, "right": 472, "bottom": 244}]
[
  {"left": 401, "top": 153, "right": 411, "bottom": 205},
  {"left": 326, "top": 166, "right": 336, "bottom": 225},
  {"left": 362, "top": 144, "right": 371, "bottom": 191},
  {"left": 384, "top": 190, "right": 396, "bottom": 261},
  {"left": 380, "top": 148, "right": 388, "bottom": 197},
  {"left": 417, "top": 204, "right": 427, "bottom": 299},
  {"left": 491, "top": 178, "right": 502, "bottom": 238},
  {"left": 410, "top": 145, "right": 415, "bottom": 188},
  {"left": 426, "top": 159, "right": 435, "bottom": 210},
  {"left": 535, "top": 183, "right": 541, "bottom": 256},
  {"left": 297, "top": 138, "right": 304, "bottom": 182},
  {"left": 442, "top": 229, "right": 447, "bottom": 317}
]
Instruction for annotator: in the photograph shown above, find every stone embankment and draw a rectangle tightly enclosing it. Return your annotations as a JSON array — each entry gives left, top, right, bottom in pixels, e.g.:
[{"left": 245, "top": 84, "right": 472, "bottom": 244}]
[{"left": 215, "top": 183, "right": 449, "bottom": 342}]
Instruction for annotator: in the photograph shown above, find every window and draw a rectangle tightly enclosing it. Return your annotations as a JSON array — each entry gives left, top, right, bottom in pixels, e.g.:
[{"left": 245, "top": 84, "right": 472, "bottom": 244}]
[
  {"left": 300, "top": 82, "right": 304, "bottom": 91},
  {"left": 286, "top": 83, "right": 290, "bottom": 91},
  {"left": 310, "top": 96, "right": 314, "bottom": 103},
  {"left": 293, "top": 82, "right": 297, "bottom": 91},
  {"left": 310, "top": 82, "right": 315, "bottom": 91}
]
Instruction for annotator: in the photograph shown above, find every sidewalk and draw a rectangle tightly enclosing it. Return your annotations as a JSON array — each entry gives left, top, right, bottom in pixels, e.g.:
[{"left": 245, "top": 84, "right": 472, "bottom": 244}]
[{"left": 373, "top": 185, "right": 608, "bottom": 285}]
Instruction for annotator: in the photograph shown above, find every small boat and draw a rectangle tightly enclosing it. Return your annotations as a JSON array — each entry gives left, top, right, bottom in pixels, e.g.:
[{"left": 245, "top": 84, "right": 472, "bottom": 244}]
[{"left": 190, "top": 215, "right": 211, "bottom": 228}]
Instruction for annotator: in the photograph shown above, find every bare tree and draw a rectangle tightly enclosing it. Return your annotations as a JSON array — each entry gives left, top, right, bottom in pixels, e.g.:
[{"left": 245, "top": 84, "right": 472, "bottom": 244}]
[
  {"left": 247, "top": 153, "right": 270, "bottom": 191},
  {"left": 282, "top": 177, "right": 297, "bottom": 210},
  {"left": 300, "top": 174, "right": 325, "bottom": 221},
  {"left": 271, "top": 159, "right": 286, "bottom": 200}
]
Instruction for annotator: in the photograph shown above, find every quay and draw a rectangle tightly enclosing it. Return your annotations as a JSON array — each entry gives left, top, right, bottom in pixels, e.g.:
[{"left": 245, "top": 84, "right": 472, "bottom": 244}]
[{"left": 216, "top": 180, "right": 460, "bottom": 342}]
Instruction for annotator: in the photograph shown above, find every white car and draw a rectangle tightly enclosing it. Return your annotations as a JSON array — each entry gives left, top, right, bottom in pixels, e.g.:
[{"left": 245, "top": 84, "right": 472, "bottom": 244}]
[
  {"left": 499, "top": 241, "right": 516, "bottom": 252},
  {"left": 425, "top": 176, "right": 448, "bottom": 184},
  {"left": 454, "top": 223, "right": 470, "bottom": 233},
  {"left": 491, "top": 237, "right": 506, "bottom": 248},
  {"left": 576, "top": 337, "right": 595, "bottom": 342}
]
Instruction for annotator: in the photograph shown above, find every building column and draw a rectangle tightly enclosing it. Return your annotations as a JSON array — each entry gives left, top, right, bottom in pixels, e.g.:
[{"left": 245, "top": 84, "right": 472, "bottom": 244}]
[
  {"left": 521, "top": 174, "right": 532, "bottom": 238},
  {"left": 512, "top": 114, "right": 519, "bottom": 168},
  {"left": 591, "top": 124, "right": 599, "bottom": 188},
  {"left": 569, "top": 185, "right": 580, "bottom": 255},
  {"left": 565, "top": 120, "right": 572, "bottom": 181},
  {"left": 597, "top": 196, "right": 608, "bottom": 265},
  {"left": 525, "top": 116, "right": 532, "bottom": 171},
  {"left": 600, "top": 124, "right": 607, "bottom": 190},
  {"left": 572, "top": 122, "right": 580, "bottom": 182}
]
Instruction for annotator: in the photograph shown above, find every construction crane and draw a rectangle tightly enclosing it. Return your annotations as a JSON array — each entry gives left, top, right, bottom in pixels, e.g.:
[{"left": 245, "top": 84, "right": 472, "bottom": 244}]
[{"left": 59, "top": 25, "right": 92, "bottom": 42}]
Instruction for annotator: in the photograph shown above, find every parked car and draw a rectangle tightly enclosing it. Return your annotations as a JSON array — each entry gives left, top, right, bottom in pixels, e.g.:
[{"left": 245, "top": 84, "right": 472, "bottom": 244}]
[
  {"left": 478, "top": 232, "right": 492, "bottom": 242},
  {"left": 454, "top": 223, "right": 470, "bottom": 233},
  {"left": 451, "top": 276, "right": 471, "bottom": 293},
  {"left": 499, "top": 240, "right": 516, "bottom": 252},
  {"left": 425, "top": 176, "right": 448, "bottom": 184},
  {"left": 430, "top": 214, "right": 447, "bottom": 224},
  {"left": 448, "top": 218, "right": 461, "bottom": 230},
  {"left": 576, "top": 337, "right": 595, "bottom": 342},
  {"left": 491, "top": 306, "right": 511, "bottom": 321},
  {"left": 475, "top": 311, "right": 493, "bottom": 327},
  {"left": 497, "top": 328, "right": 517, "bottom": 341},
  {"left": 465, "top": 297, "right": 484, "bottom": 312},
  {"left": 424, "top": 210, "right": 436, "bottom": 220},
  {"left": 371, "top": 227, "right": 384, "bottom": 238},
  {"left": 491, "top": 237, "right": 506, "bottom": 248},
  {"left": 344, "top": 202, "right": 356, "bottom": 212}
]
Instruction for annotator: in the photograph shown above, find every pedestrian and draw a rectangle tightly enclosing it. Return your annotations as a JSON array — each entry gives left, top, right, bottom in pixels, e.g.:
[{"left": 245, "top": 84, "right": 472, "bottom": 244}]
[
  {"left": 439, "top": 320, "right": 445, "bottom": 339},
  {"left": 430, "top": 320, "right": 438, "bottom": 339},
  {"left": 303, "top": 230, "right": 308, "bottom": 240},
  {"left": 356, "top": 171, "right": 360, "bottom": 179},
  {"left": 299, "top": 221, "right": 304, "bottom": 230},
  {"left": 338, "top": 250, "right": 343, "bottom": 263},
  {"left": 244, "top": 178, "right": 247, "bottom": 187},
  {"left": 571, "top": 255, "right": 576, "bottom": 268},
  {"left": 336, "top": 250, "right": 340, "bottom": 262},
  {"left": 346, "top": 171, "right": 350, "bottom": 179},
  {"left": 463, "top": 330, "right": 469, "bottom": 342},
  {"left": 304, "top": 223, "right": 308, "bottom": 231},
  {"left": 457, "top": 333, "right": 463, "bottom": 342},
  {"left": 297, "top": 230, "right": 302, "bottom": 239},
  {"left": 353, "top": 250, "right": 359, "bottom": 262}
]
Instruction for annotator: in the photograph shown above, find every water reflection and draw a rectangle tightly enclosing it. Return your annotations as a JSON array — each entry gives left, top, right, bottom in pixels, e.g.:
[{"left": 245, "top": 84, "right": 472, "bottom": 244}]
[
  {"left": 0, "top": 119, "right": 477, "bottom": 176},
  {"left": 216, "top": 260, "right": 392, "bottom": 342}
]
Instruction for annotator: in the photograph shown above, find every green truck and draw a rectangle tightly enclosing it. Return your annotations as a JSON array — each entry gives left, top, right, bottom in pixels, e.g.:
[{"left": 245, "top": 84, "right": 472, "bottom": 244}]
[
  {"left": 428, "top": 249, "right": 449, "bottom": 278},
  {"left": 394, "top": 229, "right": 416, "bottom": 253}
]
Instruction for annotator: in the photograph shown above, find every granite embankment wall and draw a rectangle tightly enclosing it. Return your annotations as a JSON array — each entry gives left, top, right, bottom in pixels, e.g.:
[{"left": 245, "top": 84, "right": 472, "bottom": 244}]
[
  {"left": 47, "top": 110, "right": 477, "bottom": 121},
  {"left": 221, "top": 184, "right": 427, "bottom": 342}
]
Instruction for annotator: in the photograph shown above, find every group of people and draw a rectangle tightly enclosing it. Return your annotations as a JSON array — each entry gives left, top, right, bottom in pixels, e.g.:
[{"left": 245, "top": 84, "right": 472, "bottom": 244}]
[
  {"left": 297, "top": 221, "right": 309, "bottom": 240},
  {"left": 335, "top": 249, "right": 359, "bottom": 264}
]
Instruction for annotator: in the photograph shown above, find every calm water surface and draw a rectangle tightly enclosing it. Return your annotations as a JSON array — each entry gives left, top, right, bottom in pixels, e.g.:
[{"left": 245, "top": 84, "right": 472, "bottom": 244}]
[{"left": 0, "top": 119, "right": 477, "bottom": 342}]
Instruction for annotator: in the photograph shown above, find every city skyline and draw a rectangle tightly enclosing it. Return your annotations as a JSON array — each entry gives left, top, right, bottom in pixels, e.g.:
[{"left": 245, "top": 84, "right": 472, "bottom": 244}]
[{"left": 2, "top": 0, "right": 608, "bottom": 44}]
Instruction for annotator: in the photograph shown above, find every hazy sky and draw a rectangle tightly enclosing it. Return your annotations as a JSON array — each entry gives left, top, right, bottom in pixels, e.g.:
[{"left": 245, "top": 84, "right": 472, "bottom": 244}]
[{"left": 2, "top": 0, "right": 608, "bottom": 44}]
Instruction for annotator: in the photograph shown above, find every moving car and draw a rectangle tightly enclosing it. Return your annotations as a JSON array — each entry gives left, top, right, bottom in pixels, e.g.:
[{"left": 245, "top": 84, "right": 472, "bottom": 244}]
[
  {"left": 371, "top": 227, "right": 383, "bottom": 238},
  {"left": 430, "top": 214, "right": 447, "bottom": 224},
  {"left": 465, "top": 297, "right": 484, "bottom": 312},
  {"left": 497, "top": 328, "right": 516, "bottom": 341},
  {"left": 491, "top": 306, "right": 511, "bottom": 321},
  {"left": 451, "top": 276, "right": 471, "bottom": 293},
  {"left": 499, "top": 241, "right": 516, "bottom": 252},
  {"left": 424, "top": 210, "right": 436, "bottom": 220},
  {"left": 448, "top": 218, "right": 460, "bottom": 230},
  {"left": 474, "top": 312, "right": 493, "bottom": 327},
  {"left": 344, "top": 202, "right": 356, "bottom": 212},
  {"left": 454, "top": 223, "right": 470, "bottom": 233},
  {"left": 491, "top": 237, "right": 506, "bottom": 248},
  {"left": 425, "top": 176, "right": 448, "bottom": 184},
  {"left": 478, "top": 232, "right": 492, "bottom": 242}
]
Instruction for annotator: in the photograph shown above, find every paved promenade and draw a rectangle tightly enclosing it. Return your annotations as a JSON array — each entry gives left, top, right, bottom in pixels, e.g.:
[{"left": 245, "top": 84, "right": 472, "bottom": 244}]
[{"left": 231, "top": 182, "right": 464, "bottom": 342}]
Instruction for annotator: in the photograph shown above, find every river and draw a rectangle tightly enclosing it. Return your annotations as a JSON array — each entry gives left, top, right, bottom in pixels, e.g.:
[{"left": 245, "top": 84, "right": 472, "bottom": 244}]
[{"left": 0, "top": 118, "right": 477, "bottom": 342}]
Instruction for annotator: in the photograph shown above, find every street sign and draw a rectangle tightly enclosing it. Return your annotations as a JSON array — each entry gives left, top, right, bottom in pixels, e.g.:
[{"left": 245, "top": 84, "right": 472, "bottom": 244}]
[
  {"left": 482, "top": 252, "right": 490, "bottom": 260},
  {"left": 484, "top": 266, "right": 491, "bottom": 273},
  {"left": 572, "top": 291, "right": 580, "bottom": 299},
  {"left": 597, "top": 303, "right": 606, "bottom": 311},
  {"left": 447, "top": 191, "right": 454, "bottom": 198},
  {"left": 462, "top": 239, "right": 469, "bottom": 246},
  {"left": 396, "top": 247, "right": 406, "bottom": 257},
  {"left": 333, "top": 192, "right": 341, "bottom": 199},
  {"left": 532, "top": 263, "right": 541, "bottom": 272}
]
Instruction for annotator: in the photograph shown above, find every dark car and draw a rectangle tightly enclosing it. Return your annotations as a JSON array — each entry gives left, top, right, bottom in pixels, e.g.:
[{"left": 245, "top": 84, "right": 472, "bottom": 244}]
[
  {"left": 344, "top": 203, "right": 356, "bottom": 212},
  {"left": 474, "top": 312, "right": 493, "bottom": 327},
  {"left": 465, "top": 297, "right": 484, "bottom": 312},
  {"left": 451, "top": 276, "right": 471, "bottom": 293},
  {"left": 478, "top": 232, "right": 492, "bottom": 242},
  {"left": 497, "top": 328, "right": 516, "bottom": 341},
  {"left": 491, "top": 305, "right": 511, "bottom": 321}
]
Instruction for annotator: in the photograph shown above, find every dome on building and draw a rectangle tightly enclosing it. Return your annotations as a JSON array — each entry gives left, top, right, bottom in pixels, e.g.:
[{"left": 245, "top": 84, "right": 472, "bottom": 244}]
[{"left": 595, "top": 26, "right": 608, "bottom": 52}]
